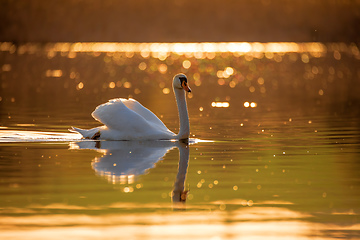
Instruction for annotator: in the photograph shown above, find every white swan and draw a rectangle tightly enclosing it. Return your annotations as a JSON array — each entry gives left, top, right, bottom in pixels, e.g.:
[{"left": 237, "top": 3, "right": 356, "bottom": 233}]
[{"left": 70, "top": 73, "right": 191, "bottom": 140}]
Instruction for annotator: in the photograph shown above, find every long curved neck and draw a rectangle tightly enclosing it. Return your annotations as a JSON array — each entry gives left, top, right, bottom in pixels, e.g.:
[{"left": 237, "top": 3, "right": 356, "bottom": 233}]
[{"left": 174, "top": 88, "right": 190, "bottom": 140}]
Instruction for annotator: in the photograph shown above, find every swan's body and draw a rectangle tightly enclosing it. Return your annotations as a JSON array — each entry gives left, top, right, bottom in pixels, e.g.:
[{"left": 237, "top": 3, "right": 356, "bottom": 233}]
[{"left": 70, "top": 74, "right": 191, "bottom": 141}]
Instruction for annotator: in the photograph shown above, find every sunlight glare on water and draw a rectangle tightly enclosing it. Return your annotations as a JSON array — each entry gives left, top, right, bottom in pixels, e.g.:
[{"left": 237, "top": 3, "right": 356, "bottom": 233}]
[
  {"left": 0, "top": 130, "right": 81, "bottom": 142},
  {"left": 0, "top": 41, "right": 359, "bottom": 240},
  {"left": 1, "top": 41, "right": 333, "bottom": 56}
]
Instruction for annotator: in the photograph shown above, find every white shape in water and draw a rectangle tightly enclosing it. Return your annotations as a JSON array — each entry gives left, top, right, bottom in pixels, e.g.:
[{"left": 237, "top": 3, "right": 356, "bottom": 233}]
[{"left": 70, "top": 73, "right": 191, "bottom": 141}]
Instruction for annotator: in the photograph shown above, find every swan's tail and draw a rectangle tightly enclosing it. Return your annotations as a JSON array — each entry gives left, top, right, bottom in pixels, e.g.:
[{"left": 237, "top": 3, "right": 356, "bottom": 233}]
[{"left": 69, "top": 127, "right": 97, "bottom": 139}]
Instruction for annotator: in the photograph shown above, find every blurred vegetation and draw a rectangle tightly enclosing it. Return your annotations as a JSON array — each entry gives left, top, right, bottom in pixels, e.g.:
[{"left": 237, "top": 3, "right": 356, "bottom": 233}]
[{"left": 0, "top": 0, "right": 359, "bottom": 42}]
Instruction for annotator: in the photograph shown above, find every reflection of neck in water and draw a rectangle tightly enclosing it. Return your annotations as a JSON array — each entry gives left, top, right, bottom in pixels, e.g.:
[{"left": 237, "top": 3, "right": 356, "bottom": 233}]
[{"left": 172, "top": 141, "right": 190, "bottom": 204}]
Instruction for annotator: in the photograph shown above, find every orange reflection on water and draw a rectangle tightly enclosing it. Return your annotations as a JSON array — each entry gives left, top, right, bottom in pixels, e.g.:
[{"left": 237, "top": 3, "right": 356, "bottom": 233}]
[
  {"left": 2, "top": 42, "right": 359, "bottom": 61},
  {"left": 211, "top": 102, "right": 230, "bottom": 108},
  {"left": 65, "top": 42, "right": 327, "bottom": 55},
  {"left": 217, "top": 67, "right": 235, "bottom": 79},
  {"left": 0, "top": 206, "right": 357, "bottom": 240},
  {"left": 45, "top": 69, "right": 63, "bottom": 78},
  {"left": 76, "top": 82, "right": 84, "bottom": 90},
  {"left": 244, "top": 101, "right": 257, "bottom": 108},
  {"left": 2, "top": 64, "right": 11, "bottom": 72},
  {"left": 0, "top": 42, "right": 333, "bottom": 55}
]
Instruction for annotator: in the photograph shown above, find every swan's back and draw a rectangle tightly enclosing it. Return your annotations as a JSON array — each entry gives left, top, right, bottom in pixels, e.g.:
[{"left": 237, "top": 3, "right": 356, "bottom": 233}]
[
  {"left": 91, "top": 98, "right": 170, "bottom": 134},
  {"left": 121, "top": 99, "right": 169, "bottom": 131}
]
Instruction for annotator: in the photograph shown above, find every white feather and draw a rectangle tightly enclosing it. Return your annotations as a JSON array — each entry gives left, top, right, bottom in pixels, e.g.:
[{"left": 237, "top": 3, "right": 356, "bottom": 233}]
[{"left": 70, "top": 74, "right": 190, "bottom": 141}]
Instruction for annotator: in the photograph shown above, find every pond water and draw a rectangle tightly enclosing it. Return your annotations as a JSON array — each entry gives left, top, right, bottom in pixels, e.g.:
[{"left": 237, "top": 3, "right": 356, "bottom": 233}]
[{"left": 0, "top": 42, "right": 360, "bottom": 239}]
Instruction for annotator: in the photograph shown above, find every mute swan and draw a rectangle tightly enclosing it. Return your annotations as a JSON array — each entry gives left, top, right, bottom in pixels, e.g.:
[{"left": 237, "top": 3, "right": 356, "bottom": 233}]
[{"left": 70, "top": 73, "right": 191, "bottom": 140}]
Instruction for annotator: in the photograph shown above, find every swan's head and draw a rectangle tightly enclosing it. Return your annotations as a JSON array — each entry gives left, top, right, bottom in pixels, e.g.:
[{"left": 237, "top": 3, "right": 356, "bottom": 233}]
[{"left": 173, "top": 73, "right": 191, "bottom": 92}]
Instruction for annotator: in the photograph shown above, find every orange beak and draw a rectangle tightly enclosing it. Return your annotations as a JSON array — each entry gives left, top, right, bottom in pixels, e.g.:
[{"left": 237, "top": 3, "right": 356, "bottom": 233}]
[{"left": 182, "top": 81, "right": 192, "bottom": 92}]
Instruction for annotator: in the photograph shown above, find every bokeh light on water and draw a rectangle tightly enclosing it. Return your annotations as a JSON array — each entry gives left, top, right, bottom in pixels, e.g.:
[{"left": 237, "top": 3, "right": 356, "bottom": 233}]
[
  {"left": 1, "top": 41, "right": 359, "bottom": 122},
  {"left": 0, "top": 42, "right": 360, "bottom": 239}
]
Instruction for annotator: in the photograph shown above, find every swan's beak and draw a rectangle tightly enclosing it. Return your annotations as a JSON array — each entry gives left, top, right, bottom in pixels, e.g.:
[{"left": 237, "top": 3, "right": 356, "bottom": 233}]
[{"left": 182, "top": 81, "right": 192, "bottom": 93}]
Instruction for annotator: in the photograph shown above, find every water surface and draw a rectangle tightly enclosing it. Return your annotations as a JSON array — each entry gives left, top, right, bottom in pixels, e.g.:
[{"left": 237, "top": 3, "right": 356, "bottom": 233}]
[{"left": 0, "top": 42, "right": 359, "bottom": 239}]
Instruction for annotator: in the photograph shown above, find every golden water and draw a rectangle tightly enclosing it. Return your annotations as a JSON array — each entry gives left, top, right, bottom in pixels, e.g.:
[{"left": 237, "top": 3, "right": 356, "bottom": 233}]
[{"left": 0, "top": 42, "right": 359, "bottom": 239}]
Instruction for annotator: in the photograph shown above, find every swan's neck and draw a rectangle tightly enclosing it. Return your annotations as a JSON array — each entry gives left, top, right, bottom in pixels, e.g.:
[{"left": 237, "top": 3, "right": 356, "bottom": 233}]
[{"left": 174, "top": 88, "right": 190, "bottom": 140}]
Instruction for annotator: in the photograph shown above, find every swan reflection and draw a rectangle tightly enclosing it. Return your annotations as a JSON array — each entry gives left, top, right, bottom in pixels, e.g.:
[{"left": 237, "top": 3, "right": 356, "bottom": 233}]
[
  {"left": 70, "top": 140, "right": 190, "bottom": 203},
  {"left": 172, "top": 141, "right": 189, "bottom": 204}
]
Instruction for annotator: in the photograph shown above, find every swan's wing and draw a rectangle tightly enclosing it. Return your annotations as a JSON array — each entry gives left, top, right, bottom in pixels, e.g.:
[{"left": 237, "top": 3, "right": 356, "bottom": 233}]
[
  {"left": 91, "top": 98, "right": 153, "bottom": 132},
  {"left": 122, "top": 98, "right": 169, "bottom": 131}
]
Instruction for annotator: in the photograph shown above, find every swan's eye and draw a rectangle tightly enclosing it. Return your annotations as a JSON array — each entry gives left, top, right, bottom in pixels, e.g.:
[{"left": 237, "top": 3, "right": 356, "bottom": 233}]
[{"left": 179, "top": 76, "right": 187, "bottom": 83}]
